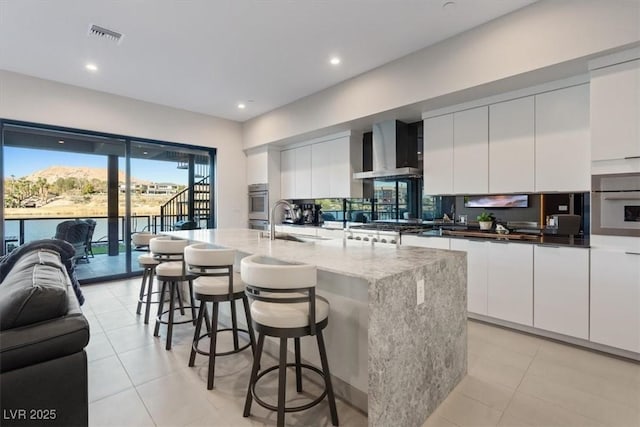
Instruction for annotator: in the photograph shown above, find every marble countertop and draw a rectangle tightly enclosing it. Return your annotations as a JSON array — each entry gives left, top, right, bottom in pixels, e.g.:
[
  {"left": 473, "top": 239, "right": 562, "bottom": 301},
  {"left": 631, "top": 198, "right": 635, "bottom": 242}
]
[{"left": 165, "top": 228, "right": 463, "bottom": 282}]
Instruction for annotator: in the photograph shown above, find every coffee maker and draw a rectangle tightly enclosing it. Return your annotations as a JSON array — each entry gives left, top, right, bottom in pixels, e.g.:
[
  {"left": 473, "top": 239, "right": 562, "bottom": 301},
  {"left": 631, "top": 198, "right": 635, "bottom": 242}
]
[{"left": 300, "top": 203, "right": 322, "bottom": 225}]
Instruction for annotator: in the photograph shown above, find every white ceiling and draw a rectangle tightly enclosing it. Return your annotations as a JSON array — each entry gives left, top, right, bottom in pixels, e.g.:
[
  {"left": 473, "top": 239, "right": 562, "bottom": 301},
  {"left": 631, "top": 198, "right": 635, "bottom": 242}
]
[{"left": 0, "top": 0, "right": 536, "bottom": 122}]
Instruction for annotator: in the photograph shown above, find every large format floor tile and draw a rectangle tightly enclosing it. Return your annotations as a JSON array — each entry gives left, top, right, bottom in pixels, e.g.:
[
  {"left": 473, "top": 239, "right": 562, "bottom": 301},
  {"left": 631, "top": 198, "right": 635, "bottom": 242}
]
[{"left": 85, "top": 280, "right": 640, "bottom": 427}]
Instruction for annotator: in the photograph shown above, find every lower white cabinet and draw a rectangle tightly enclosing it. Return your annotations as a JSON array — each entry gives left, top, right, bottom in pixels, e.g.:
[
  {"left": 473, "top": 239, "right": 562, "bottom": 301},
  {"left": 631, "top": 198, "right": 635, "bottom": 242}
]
[
  {"left": 590, "top": 248, "right": 640, "bottom": 353},
  {"left": 450, "top": 239, "right": 488, "bottom": 315},
  {"left": 401, "top": 235, "right": 450, "bottom": 249},
  {"left": 534, "top": 245, "right": 589, "bottom": 339},
  {"left": 487, "top": 242, "right": 534, "bottom": 326}
]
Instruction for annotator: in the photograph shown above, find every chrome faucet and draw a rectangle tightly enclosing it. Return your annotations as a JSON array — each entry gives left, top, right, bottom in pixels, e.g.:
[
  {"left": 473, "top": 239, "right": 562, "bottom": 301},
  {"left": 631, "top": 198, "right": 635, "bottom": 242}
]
[{"left": 270, "top": 199, "right": 293, "bottom": 240}]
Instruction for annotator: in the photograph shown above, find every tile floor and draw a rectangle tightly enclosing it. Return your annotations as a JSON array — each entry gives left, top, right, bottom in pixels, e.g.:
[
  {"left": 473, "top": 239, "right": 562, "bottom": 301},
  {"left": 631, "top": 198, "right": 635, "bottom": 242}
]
[{"left": 84, "top": 278, "right": 640, "bottom": 427}]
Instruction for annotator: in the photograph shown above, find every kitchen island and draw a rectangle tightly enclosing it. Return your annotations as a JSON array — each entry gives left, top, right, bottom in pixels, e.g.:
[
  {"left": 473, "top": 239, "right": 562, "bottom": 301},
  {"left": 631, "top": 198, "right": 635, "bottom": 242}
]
[{"left": 167, "top": 228, "right": 467, "bottom": 427}]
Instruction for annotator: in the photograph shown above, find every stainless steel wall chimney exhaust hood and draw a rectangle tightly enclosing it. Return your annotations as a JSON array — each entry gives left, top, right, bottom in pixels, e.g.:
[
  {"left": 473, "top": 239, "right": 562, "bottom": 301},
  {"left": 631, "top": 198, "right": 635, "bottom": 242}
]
[{"left": 353, "top": 120, "right": 421, "bottom": 180}]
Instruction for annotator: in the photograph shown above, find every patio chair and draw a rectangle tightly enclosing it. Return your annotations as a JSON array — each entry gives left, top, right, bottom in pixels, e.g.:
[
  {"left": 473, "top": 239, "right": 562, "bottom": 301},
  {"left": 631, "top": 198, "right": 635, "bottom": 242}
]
[
  {"left": 54, "top": 220, "right": 90, "bottom": 263},
  {"left": 82, "top": 219, "right": 97, "bottom": 259}
]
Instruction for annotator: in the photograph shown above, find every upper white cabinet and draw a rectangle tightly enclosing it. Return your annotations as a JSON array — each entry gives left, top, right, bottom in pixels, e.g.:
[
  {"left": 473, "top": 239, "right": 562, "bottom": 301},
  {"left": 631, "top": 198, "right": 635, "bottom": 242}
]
[
  {"left": 454, "top": 107, "right": 489, "bottom": 194},
  {"left": 590, "top": 248, "right": 640, "bottom": 353},
  {"left": 535, "top": 85, "right": 590, "bottom": 192},
  {"left": 280, "top": 148, "right": 296, "bottom": 199},
  {"left": 281, "top": 132, "right": 362, "bottom": 200},
  {"left": 591, "top": 59, "right": 640, "bottom": 162},
  {"left": 489, "top": 97, "right": 535, "bottom": 193},
  {"left": 487, "top": 242, "right": 534, "bottom": 326},
  {"left": 280, "top": 146, "right": 311, "bottom": 199},
  {"left": 423, "top": 115, "right": 453, "bottom": 195},
  {"left": 534, "top": 245, "right": 589, "bottom": 339},
  {"left": 311, "top": 136, "right": 362, "bottom": 199}
]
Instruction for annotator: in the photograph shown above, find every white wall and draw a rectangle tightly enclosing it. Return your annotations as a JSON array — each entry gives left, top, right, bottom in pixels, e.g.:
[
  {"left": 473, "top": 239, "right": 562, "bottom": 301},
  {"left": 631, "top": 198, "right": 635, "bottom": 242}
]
[
  {"left": 243, "top": 0, "right": 640, "bottom": 148},
  {"left": 0, "top": 70, "right": 246, "bottom": 228}
]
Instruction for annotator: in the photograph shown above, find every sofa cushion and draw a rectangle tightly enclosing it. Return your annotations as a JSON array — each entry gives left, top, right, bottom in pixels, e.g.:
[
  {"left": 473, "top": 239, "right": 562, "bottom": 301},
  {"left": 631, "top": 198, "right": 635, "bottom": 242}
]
[{"left": 0, "top": 250, "right": 69, "bottom": 331}]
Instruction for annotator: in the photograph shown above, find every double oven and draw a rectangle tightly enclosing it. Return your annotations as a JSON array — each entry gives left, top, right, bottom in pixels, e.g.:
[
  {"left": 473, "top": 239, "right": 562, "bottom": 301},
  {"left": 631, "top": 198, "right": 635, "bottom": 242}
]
[
  {"left": 248, "top": 183, "right": 269, "bottom": 230},
  {"left": 592, "top": 173, "right": 640, "bottom": 237}
]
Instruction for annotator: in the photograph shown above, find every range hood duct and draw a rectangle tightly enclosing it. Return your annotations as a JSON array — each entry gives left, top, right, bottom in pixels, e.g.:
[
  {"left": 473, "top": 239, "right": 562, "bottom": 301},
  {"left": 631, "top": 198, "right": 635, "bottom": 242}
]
[{"left": 353, "top": 120, "right": 421, "bottom": 180}]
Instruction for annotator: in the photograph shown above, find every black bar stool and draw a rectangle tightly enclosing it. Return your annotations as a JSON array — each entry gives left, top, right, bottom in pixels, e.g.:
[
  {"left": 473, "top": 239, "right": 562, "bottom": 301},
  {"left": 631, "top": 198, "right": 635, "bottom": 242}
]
[
  {"left": 136, "top": 253, "right": 159, "bottom": 324},
  {"left": 184, "top": 243, "right": 256, "bottom": 390},
  {"left": 151, "top": 237, "right": 198, "bottom": 350},
  {"left": 241, "top": 254, "right": 339, "bottom": 427}
]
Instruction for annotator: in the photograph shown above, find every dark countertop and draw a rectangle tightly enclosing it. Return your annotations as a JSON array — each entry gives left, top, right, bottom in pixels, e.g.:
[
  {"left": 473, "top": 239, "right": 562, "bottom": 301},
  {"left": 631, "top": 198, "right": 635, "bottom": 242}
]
[{"left": 416, "top": 229, "right": 590, "bottom": 248}]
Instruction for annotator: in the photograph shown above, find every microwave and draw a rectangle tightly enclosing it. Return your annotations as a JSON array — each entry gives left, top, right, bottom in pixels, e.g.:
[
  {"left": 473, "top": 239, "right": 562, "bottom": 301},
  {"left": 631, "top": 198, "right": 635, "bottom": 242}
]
[
  {"left": 592, "top": 173, "right": 640, "bottom": 237},
  {"left": 248, "top": 183, "right": 269, "bottom": 221}
]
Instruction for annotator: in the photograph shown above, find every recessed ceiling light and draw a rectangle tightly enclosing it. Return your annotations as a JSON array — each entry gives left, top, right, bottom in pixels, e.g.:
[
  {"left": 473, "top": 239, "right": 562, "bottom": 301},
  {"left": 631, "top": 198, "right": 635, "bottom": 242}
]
[
  {"left": 85, "top": 63, "right": 98, "bottom": 72},
  {"left": 58, "top": 140, "right": 65, "bottom": 144},
  {"left": 330, "top": 57, "right": 341, "bottom": 65},
  {"left": 143, "top": 151, "right": 148, "bottom": 155},
  {"left": 237, "top": 103, "right": 246, "bottom": 109}
]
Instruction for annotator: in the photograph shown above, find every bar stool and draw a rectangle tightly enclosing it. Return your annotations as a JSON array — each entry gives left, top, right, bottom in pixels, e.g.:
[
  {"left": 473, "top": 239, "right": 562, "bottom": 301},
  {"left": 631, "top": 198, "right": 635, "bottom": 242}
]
[
  {"left": 136, "top": 253, "right": 159, "bottom": 324},
  {"left": 241, "top": 254, "right": 339, "bottom": 427},
  {"left": 184, "top": 243, "right": 256, "bottom": 390},
  {"left": 151, "top": 237, "right": 198, "bottom": 350}
]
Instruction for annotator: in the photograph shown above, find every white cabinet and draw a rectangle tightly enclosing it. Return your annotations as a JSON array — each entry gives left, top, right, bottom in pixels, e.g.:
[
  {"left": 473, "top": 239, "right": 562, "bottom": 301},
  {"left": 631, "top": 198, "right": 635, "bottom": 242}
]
[
  {"left": 535, "top": 85, "right": 590, "bottom": 192},
  {"left": 534, "top": 245, "right": 589, "bottom": 339},
  {"left": 401, "top": 235, "right": 450, "bottom": 249},
  {"left": 454, "top": 107, "right": 489, "bottom": 194},
  {"left": 280, "top": 146, "right": 312, "bottom": 199},
  {"left": 450, "top": 239, "right": 489, "bottom": 316},
  {"left": 280, "top": 149, "right": 295, "bottom": 199},
  {"left": 311, "top": 136, "right": 361, "bottom": 198},
  {"left": 281, "top": 132, "right": 362, "bottom": 200},
  {"left": 591, "top": 59, "right": 640, "bottom": 162},
  {"left": 311, "top": 141, "right": 331, "bottom": 198},
  {"left": 423, "top": 115, "right": 453, "bottom": 195},
  {"left": 487, "top": 242, "right": 534, "bottom": 326},
  {"left": 590, "top": 248, "right": 640, "bottom": 353},
  {"left": 489, "top": 97, "right": 535, "bottom": 193},
  {"left": 295, "top": 145, "right": 312, "bottom": 198}
]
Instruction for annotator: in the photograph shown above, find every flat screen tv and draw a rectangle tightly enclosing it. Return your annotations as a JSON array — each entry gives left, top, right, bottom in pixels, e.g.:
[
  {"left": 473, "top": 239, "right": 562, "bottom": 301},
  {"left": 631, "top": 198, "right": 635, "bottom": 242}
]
[{"left": 464, "top": 194, "right": 528, "bottom": 208}]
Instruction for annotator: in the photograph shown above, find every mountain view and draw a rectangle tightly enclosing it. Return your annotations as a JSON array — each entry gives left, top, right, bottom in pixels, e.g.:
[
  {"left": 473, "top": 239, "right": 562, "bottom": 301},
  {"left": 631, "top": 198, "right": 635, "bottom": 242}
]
[{"left": 4, "top": 166, "right": 183, "bottom": 218}]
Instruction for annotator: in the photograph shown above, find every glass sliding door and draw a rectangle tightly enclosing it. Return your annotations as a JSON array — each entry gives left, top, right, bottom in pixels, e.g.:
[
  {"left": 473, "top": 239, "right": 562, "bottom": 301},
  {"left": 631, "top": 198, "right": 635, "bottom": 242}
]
[{"left": 1, "top": 120, "right": 216, "bottom": 284}]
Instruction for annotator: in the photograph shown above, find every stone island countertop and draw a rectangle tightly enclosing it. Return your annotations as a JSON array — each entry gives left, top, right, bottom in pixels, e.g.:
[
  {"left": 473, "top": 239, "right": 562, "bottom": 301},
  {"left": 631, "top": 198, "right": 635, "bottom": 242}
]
[{"left": 166, "top": 228, "right": 467, "bottom": 427}]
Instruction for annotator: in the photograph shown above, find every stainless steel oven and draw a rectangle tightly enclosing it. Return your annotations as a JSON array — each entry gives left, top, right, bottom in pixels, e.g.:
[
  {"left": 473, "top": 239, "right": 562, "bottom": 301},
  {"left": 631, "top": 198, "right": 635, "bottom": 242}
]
[
  {"left": 592, "top": 173, "right": 640, "bottom": 237},
  {"left": 248, "top": 219, "right": 269, "bottom": 231},
  {"left": 248, "top": 183, "right": 269, "bottom": 221}
]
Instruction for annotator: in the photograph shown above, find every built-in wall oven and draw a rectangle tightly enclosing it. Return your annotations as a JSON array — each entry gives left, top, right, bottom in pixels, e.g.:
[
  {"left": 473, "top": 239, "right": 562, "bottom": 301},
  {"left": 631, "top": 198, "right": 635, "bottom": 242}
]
[
  {"left": 248, "top": 183, "right": 269, "bottom": 229},
  {"left": 592, "top": 173, "right": 640, "bottom": 237}
]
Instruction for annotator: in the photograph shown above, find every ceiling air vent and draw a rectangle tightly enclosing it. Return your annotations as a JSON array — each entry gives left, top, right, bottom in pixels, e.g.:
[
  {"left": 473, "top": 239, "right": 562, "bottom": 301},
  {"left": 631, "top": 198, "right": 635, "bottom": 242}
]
[{"left": 87, "top": 24, "right": 123, "bottom": 44}]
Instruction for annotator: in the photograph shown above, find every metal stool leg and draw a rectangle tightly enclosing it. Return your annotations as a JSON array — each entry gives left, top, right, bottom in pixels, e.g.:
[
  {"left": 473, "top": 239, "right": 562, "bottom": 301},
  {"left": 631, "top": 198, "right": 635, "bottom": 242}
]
[
  {"left": 231, "top": 299, "right": 239, "bottom": 351},
  {"left": 294, "top": 337, "right": 303, "bottom": 393},
  {"left": 154, "top": 280, "right": 167, "bottom": 337},
  {"left": 189, "top": 280, "right": 197, "bottom": 323},
  {"left": 136, "top": 268, "right": 148, "bottom": 315},
  {"left": 166, "top": 281, "right": 177, "bottom": 350},
  {"left": 189, "top": 302, "right": 206, "bottom": 367},
  {"left": 243, "top": 333, "right": 265, "bottom": 417},
  {"left": 277, "top": 337, "right": 288, "bottom": 427},
  {"left": 207, "top": 302, "right": 219, "bottom": 390},
  {"left": 176, "top": 281, "right": 185, "bottom": 315},
  {"left": 317, "top": 330, "right": 339, "bottom": 426},
  {"left": 241, "top": 295, "right": 256, "bottom": 355},
  {"left": 144, "top": 268, "right": 154, "bottom": 324}
]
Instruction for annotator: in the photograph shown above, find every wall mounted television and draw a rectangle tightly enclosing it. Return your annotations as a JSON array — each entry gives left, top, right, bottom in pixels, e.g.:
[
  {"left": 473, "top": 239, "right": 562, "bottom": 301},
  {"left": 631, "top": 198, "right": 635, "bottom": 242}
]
[{"left": 464, "top": 194, "right": 529, "bottom": 208}]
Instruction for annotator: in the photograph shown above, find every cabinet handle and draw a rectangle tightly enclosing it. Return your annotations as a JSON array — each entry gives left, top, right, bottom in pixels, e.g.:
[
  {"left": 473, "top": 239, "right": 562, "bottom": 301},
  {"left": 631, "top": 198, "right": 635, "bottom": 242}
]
[
  {"left": 538, "top": 244, "right": 560, "bottom": 248},
  {"left": 624, "top": 155, "right": 640, "bottom": 160},
  {"left": 489, "top": 240, "right": 509, "bottom": 244},
  {"left": 625, "top": 251, "right": 640, "bottom": 256}
]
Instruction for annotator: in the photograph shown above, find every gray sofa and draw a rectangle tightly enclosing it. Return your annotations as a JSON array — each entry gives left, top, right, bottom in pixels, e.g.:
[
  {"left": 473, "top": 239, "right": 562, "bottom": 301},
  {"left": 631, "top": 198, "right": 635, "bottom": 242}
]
[{"left": 0, "top": 249, "right": 90, "bottom": 427}]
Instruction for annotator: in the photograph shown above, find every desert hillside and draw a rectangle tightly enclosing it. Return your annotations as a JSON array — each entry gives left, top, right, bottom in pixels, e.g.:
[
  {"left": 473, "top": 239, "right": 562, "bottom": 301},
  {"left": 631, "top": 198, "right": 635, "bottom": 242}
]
[{"left": 25, "top": 165, "right": 151, "bottom": 184}]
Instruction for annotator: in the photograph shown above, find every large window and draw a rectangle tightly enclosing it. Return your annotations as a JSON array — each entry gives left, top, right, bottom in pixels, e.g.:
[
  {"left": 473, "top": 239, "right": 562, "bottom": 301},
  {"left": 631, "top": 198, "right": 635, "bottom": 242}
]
[{"left": 1, "top": 120, "right": 215, "bottom": 283}]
